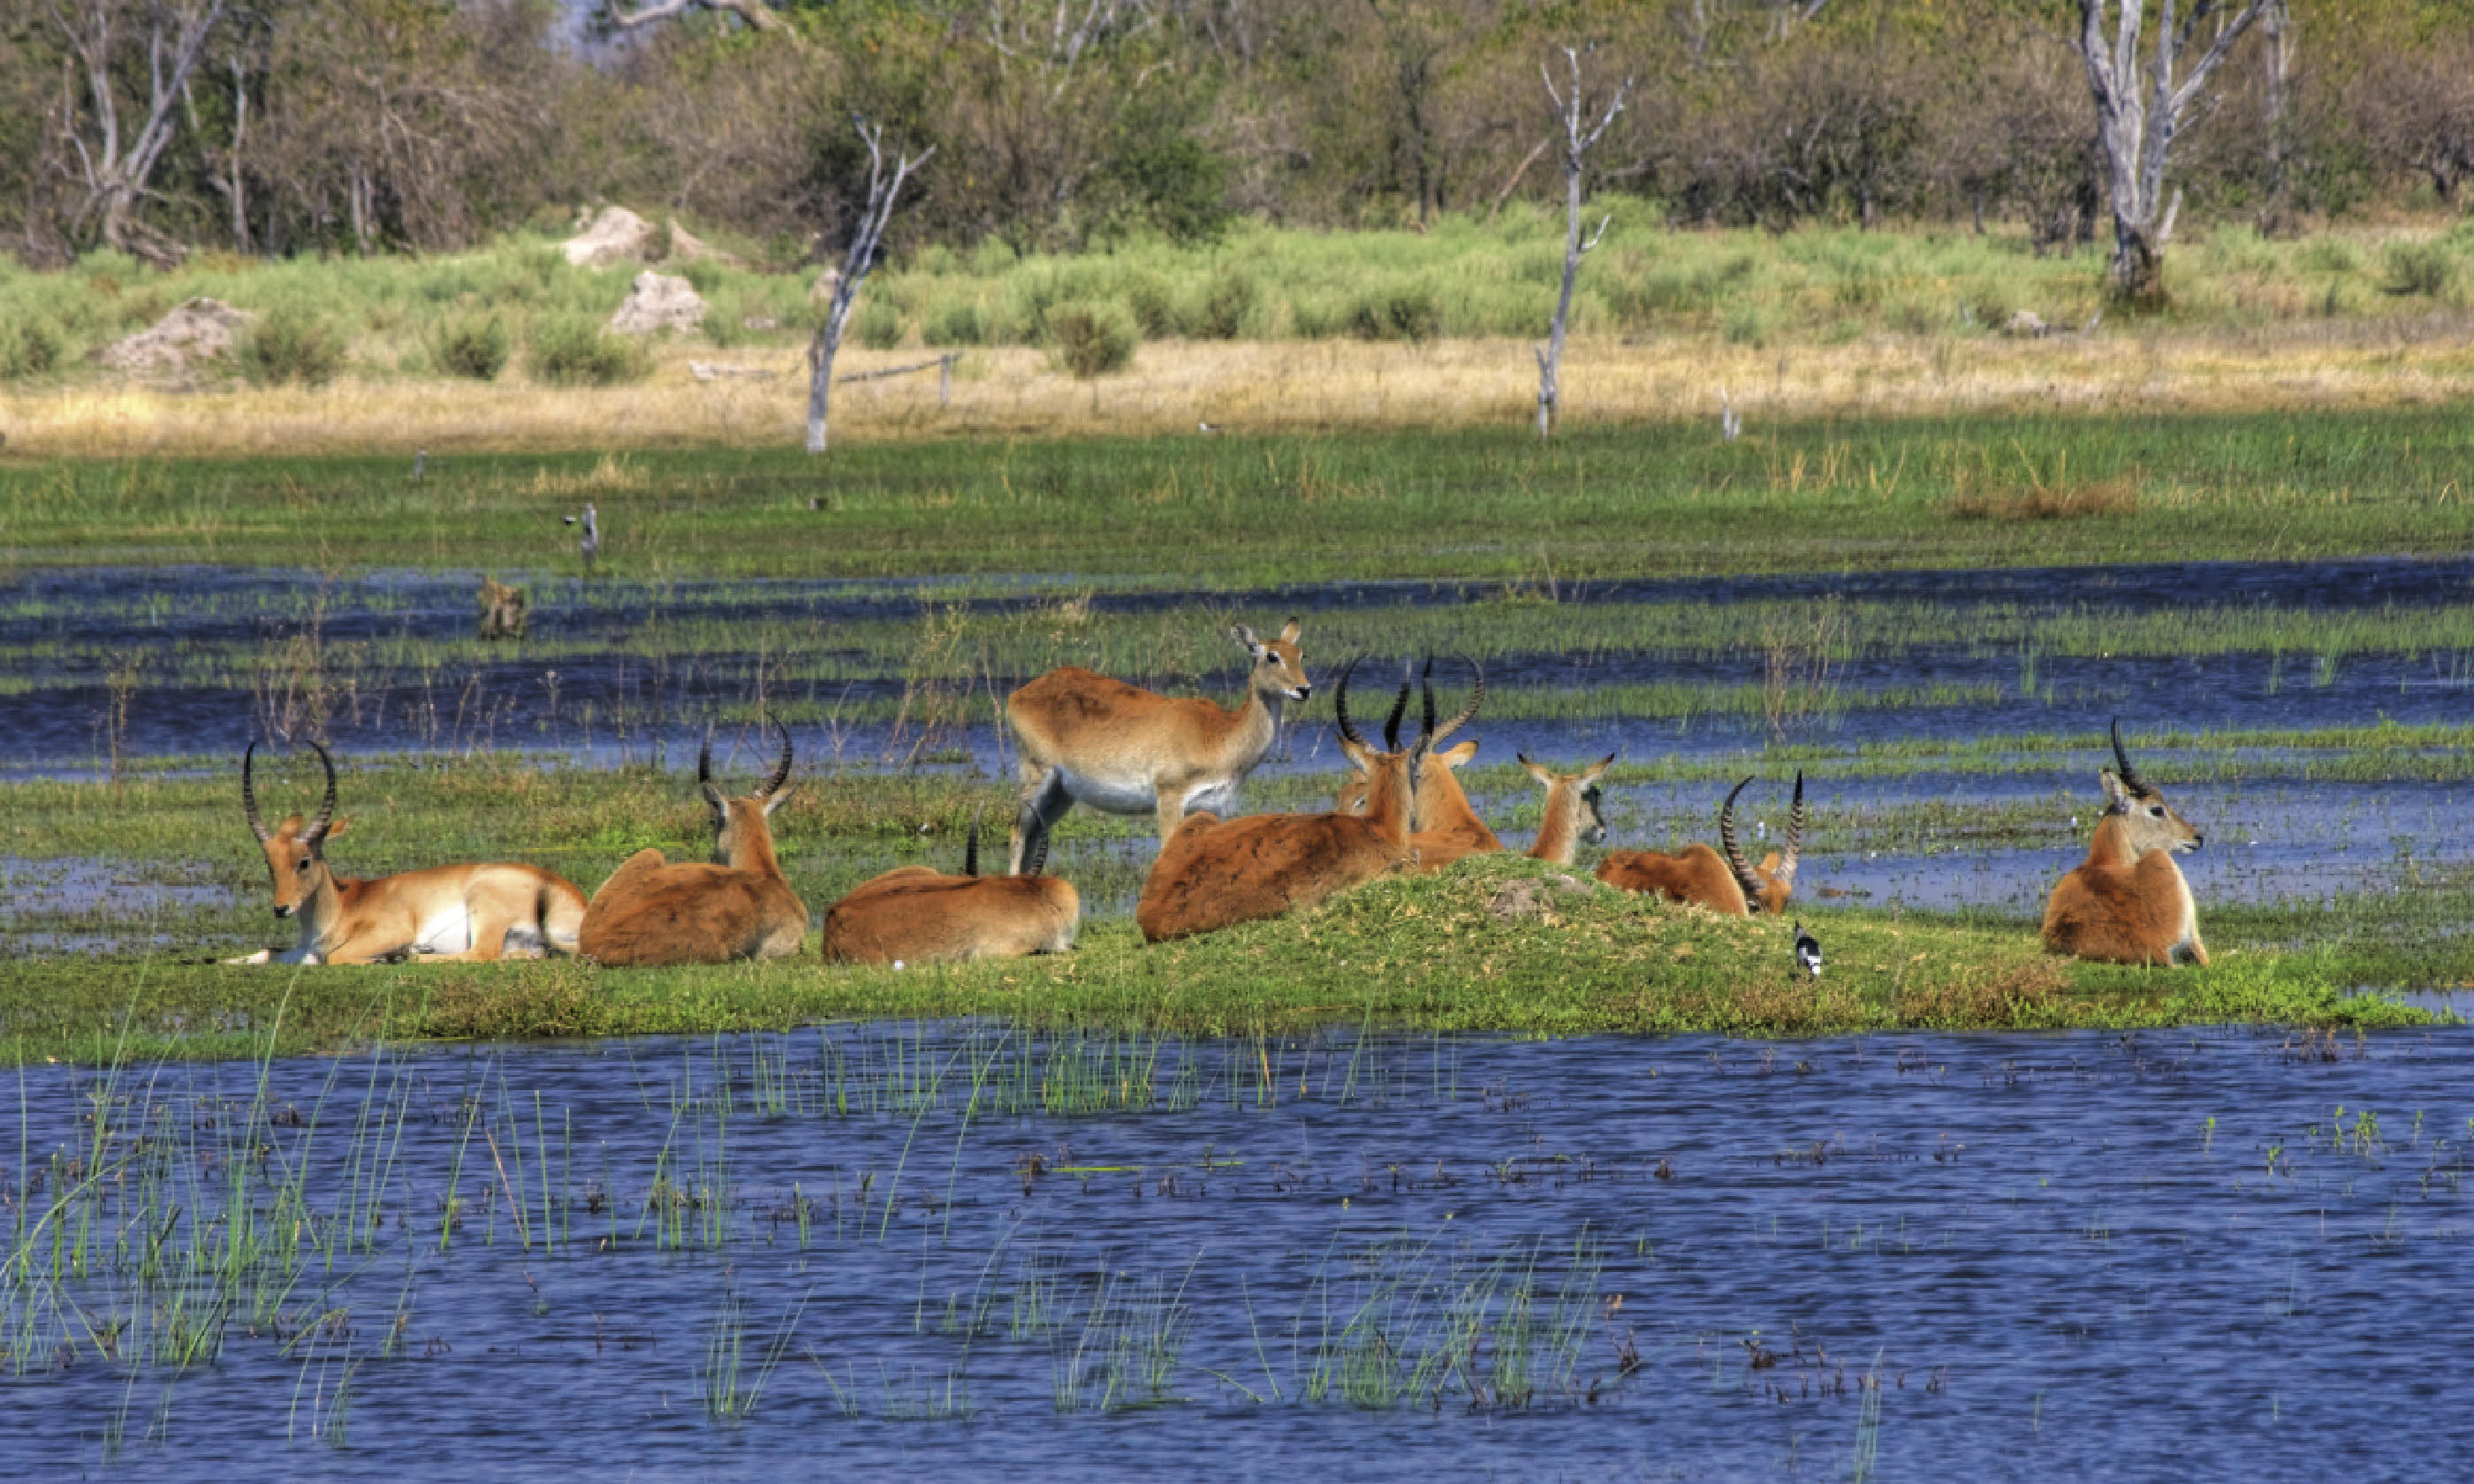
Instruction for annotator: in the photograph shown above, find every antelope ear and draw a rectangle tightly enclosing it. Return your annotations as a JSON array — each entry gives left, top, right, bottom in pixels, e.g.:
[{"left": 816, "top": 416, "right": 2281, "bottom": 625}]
[
  {"left": 276, "top": 813, "right": 307, "bottom": 838},
  {"left": 1278, "top": 617, "right": 1301, "bottom": 643},
  {"left": 762, "top": 783, "right": 796, "bottom": 816},
  {"left": 1337, "top": 734, "right": 1373, "bottom": 771},
  {"left": 1231, "top": 623, "right": 1262, "bottom": 653},
  {"left": 1582, "top": 752, "right": 1617, "bottom": 784},
  {"left": 1438, "top": 740, "right": 1479, "bottom": 767},
  {"left": 2098, "top": 769, "right": 2129, "bottom": 811},
  {"left": 322, "top": 815, "right": 353, "bottom": 841},
  {"left": 1521, "top": 756, "right": 1553, "bottom": 786},
  {"left": 1759, "top": 851, "right": 1780, "bottom": 874}
]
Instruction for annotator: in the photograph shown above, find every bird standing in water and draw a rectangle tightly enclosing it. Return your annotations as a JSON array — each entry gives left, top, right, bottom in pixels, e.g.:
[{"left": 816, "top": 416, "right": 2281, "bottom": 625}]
[{"left": 1793, "top": 921, "right": 1823, "bottom": 979}]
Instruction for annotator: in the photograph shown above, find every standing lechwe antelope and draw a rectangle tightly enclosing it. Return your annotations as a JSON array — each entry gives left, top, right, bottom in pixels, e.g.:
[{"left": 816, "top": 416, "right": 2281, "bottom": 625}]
[
  {"left": 1335, "top": 658, "right": 1497, "bottom": 870},
  {"left": 1520, "top": 752, "right": 1613, "bottom": 865},
  {"left": 579, "top": 724, "right": 808, "bottom": 966},
  {"left": 230, "top": 741, "right": 585, "bottom": 965},
  {"left": 2041, "top": 720, "right": 2209, "bottom": 966},
  {"left": 820, "top": 815, "right": 1080, "bottom": 965},
  {"left": 1006, "top": 618, "right": 1311, "bottom": 873},
  {"left": 1595, "top": 772, "right": 1803, "bottom": 915},
  {"left": 1135, "top": 662, "right": 1424, "bottom": 943}
]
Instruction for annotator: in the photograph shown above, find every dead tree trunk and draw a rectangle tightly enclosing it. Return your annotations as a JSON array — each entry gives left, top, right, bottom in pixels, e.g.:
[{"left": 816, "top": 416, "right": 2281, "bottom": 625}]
[
  {"left": 2258, "top": 0, "right": 2296, "bottom": 230},
  {"left": 45, "top": 0, "right": 232, "bottom": 261},
  {"left": 2071, "top": 0, "right": 2270, "bottom": 311},
  {"left": 806, "top": 118, "right": 932, "bottom": 456},
  {"left": 1534, "top": 48, "right": 1630, "bottom": 440}
]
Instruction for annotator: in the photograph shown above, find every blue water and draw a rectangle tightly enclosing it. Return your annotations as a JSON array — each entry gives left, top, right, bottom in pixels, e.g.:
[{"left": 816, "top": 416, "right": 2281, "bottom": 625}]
[{"left": 4, "top": 1024, "right": 2467, "bottom": 1479}]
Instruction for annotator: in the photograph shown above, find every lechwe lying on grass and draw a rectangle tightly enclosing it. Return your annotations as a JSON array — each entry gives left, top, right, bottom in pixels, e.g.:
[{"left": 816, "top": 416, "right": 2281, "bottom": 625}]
[
  {"left": 227, "top": 741, "right": 585, "bottom": 965},
  {"left": 1135, "top": 661, "right": 1425, "bottom": 943},
  {"left": 1335, "top": 657, "right": 1495, "bottom": 870},
  {"left": 1006, "top": 617, "right": 1311, "bottom": 873},
  {"left": 2041, "top": 720, "right": 2209, "bottom": 966},
  {"left": 1519, "top": 752, "right": 1613, "bottom": 865},
  {"left": 820, "top": 815, "right": 1080, "bottom": 965},
  {"left": 1595, "top": 772, "right": 1802, "bottom": 915},
  {"left": 580, "top": 724, "right": 808, "bottom": 966}
]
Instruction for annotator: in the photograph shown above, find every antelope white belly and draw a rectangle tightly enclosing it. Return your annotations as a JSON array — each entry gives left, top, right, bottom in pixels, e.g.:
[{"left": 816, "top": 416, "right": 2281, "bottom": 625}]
[
  {"left": 1059, "top": 768, "right": 1160, "bottom": 815},
  {"left": 1184, "top": 778, "right": 1242, "bottom": 817},
  {"left": 412, "top": 910, "right": 475, "bottom": 957}
]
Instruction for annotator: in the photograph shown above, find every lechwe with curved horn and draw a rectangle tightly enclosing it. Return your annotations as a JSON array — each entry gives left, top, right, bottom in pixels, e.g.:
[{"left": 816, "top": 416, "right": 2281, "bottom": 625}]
[
  {"left": 1596, "top": 772, "right": 1803, "bottom": 915},
  {"left": 580, "top": 723, "right": 808, "bottom": 965},
  {"left": 228, "top": 741, "right": 586, "bottom": 965},
  {"left": 2041, "top": 720, "right": 2209, "bottom": 966},
  {"left": 820, "top": 811, "right": 1081, "bottom": 965},
  {"left": 1337, "top": 657, "right": 1496, "bottom": 870},
  {"left": 1006, "top": 617, "right": 1311, "bottom": 873},
  {"left": 1135, "top": 661, "right": 1425, "bottom": 943},
  {"left": 1520, "top": 752, "right": 1614, "bottom": 865}
]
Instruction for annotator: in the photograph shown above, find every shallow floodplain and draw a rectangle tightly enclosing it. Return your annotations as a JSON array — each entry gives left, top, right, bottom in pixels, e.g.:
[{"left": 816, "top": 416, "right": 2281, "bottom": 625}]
[{"left": 3, "top": 1022, "right": 2468, "bottom": 1478}]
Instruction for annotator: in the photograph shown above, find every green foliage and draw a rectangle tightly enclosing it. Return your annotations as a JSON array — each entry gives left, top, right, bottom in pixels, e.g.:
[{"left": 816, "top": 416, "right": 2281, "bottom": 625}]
[
  {"left": 1194, "top": 276, "right": 1256, "bottom": 339},
  {"left": 239, "top": 307, "right": 347, "bottom": 387},
  {"left": 1346, "top": 283, "right": 1439, "bottom": 343},
  {"left": 528, "top": 315, "right": 649, "bottom": 386},
  {"left": 922, "top": 293, "right": 986, "bottom": 346},
  {"left": 2383, "top": 239, "right": 2456, "bottom": 297},
  {"left": 0, "top": 316, "right": 63, "bottom": 379},
  {"left": 1044, "top": 299, "right": 1139, "bottom": 377},
  {"left": 1098, "top": 132, "right": 1233, "bottom": 247},
  {"left": 435, "top": 314, "right": 511, "bottom": 381},
  {"left": 854, "top": 297, "right": 907, "bottom": 350},
  {"left": 1124, "top": 274, "right": 1187, "bottom": 337}
]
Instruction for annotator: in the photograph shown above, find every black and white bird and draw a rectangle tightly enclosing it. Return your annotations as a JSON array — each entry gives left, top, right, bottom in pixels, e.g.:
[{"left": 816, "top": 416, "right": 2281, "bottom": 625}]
[
  {"left": 562, "top": 501, "right": 599, "bottom": 572},
  {"left": 1793, "top": 920, "right": 1824, "bottom": 979}
]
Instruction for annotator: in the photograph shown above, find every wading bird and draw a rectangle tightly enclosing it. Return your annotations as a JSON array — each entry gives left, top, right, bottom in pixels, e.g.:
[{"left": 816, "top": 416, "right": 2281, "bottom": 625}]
[{"left": 1794, "top": 921, "right": 1823, "bottom": 978}]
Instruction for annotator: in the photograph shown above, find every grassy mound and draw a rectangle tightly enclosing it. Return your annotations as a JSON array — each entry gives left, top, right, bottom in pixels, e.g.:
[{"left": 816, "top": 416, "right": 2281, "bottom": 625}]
[{"left": 1, "top": 856, "right": 2433, "bottom": 1065}]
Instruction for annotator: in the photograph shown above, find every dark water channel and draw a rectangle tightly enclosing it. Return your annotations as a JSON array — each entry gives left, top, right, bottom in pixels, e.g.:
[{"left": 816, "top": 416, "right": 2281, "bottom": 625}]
[{"left": 3, "top": 1025, "right": 2468, "bottom": 1479}]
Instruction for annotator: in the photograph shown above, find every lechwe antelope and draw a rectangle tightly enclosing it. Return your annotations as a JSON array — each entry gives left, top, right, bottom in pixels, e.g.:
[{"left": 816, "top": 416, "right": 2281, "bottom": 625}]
[
  {"left": 1006, "top": 618, "right": 1311, "bottom": 873},
  {"left": 2041, "top": 720, "right": 2209, "bottom": 966},
  {"left": 820, "top": 815, "right": 1080, "bottom": 965},
  {"left": 1135, "top": 662, "right": 1425, "bottom": 943},
  {"left": 1519, "top": 753, "right": 1613, "bottom": 865},
  {"left": 1595, "top": 772, "right": 1804, "bottom": 915},
  {"left": 229, "top": 741, "right": 585, "bottom": 965},
  {"left": 1337, "top": 659, "right": 1494, "bottom": 869},
  {"left": 579, "top": 724, "right": 808, "bottom": 966}
]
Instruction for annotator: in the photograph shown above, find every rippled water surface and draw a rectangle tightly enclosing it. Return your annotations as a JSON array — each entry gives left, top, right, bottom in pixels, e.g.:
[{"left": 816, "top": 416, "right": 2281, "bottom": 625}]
[{"left": 4, "top": 1025, "right": 2468, "bottom": 1479}]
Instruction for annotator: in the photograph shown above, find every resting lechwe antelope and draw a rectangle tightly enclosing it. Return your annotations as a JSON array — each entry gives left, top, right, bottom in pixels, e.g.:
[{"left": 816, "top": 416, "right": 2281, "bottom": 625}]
[
  {"left": 1519, "top": 753, "right": 1613, "bottom": 865},
  {"left": 1595, "top": 772, "right": 1803, "bottom": 915},
  {"left": 1338, "top": 659, "right": 1495, "bottom": 870},
  {"left": 229, "top": 741, "right": 585, "bottom": 965},
  {"left": 820, "top": 815, "right": 1080, "bottom": 965},
  {"left": 1006, "top": 618, "right": 1311, "bottom": 873},
  {"left": 1135, "top": 662, "right": 1424, "bottom": 943},
  {"left": 2041, "top": 721, "right": 2209, "bottom": 966},
  {"left": 579, "top": 725, "right": 808, "bottom": 966}
]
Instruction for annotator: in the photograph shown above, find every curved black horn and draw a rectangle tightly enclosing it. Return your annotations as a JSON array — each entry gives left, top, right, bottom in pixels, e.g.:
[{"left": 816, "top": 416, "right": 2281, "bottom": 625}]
[
  {"left": 304, "top": 741, "right": 339, "bottom": 843},
  {"left": 1431, "top": 655, "right": 1484, "bottom": 745},
  {"left": 1381, "top": 662, "right": 1411, "bottom": 752},
  {"left": 1718, "top": 776, "right": 1764, "bottom": 908},
  {"left": 1420, "top": 656, "right": 1437, "bottom": 740},
  {"left": 1332, "top": 658, "right": 1366, "bottom": 747},
  {"left": 760, "top": 721, "right": 795, "bottom": 799},
  {"left": 697, "top": 725, "right": 725, "bottom": 809},
  {"left": 2108, "top": 717, "right": 2151, "bottom": 797},
  {"left": 241, "top": 741, "right": 270, "bottom": 842},
  {"left": 1780, "top": 769, "right": 1805, "bottom": 887},
  {"left": 963, "top": 806, "right": 983, "bottom": 877}
]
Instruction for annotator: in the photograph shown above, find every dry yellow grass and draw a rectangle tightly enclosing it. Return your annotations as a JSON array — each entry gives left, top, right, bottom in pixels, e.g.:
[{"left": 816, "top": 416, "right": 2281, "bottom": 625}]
[{"left": 7, "top": 321, "right": 2474, "bottom": 458}]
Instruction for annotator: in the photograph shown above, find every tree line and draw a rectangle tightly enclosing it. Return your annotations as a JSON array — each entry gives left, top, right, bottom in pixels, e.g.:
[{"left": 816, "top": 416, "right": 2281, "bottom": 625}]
[{"left": 5, "top": 0, "right": 2471, "bottom": 293}]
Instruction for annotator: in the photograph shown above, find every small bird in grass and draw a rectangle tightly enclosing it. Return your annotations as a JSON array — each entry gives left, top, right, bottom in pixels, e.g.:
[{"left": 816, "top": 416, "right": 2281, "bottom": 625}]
[
  {"left": 1197, "top": 420, "right": 1221, "bottom": 434},
  {"left": 1793, "top": 921, "right": 1824, "bottom": 979},
  {"left": 562, "top": 502, "right": 599, "bottom": 572}
]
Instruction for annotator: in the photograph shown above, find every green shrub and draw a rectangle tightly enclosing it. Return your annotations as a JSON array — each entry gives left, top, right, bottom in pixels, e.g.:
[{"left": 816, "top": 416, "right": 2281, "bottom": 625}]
[
  {"left": 435, "top": 314, "right": 511, "bottom": 380},
  {"left": 1044, "top": 299, "right": 1139, "bottom": 377},
  {"left": 239, "top": 307, "right": 347, "bottom": 386},
  {"left": 1346, "top": 284, "right": 1438, "bottom": 342},
  {"left": 0, "top": 317, "right": 65, "bottom": 379},
  {"left": 1194, "top": 276, "right": 1256, "bottom": 339},
  {"left": 675, "top": 257, "right": 725, "bottom": 294},
  {"left": 854, "top": 297, "right": 907, "bottom": 350},
  {"left": 1125, "top": 275, "right": 1187, "bottom": 337},
  {"left": 528, "top": 315, "right": 649, "bottom": 385},
  {"left": 922, "top": 294, "right": 986, "bottom": 346},
  {"left": 2383, "top": 240, "right": 2455, "bottom": 297},
  {"left": 2299, "top": 238, "right": 2360, "bottom": 275}
]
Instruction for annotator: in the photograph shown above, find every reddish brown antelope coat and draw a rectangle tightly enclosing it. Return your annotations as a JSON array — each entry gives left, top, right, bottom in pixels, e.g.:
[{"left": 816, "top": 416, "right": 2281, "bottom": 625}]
[
  {"left": 1521, "top": 753, "right": 1613, "bottom": 865},
  {"left": 2041, "top": 721, "right": 2209, "bottom": 966},
  {"left": 821, "top": 820, "right": 1081, "bottom": 965},
  {"left": 229, "top": 741, "right": 585, "bottom": 965},
  {"left": 580, "top": 725, "right": 808, "bottom": 965},
  {"left": 1596, "top": 773, "right": 1803, "bottom": 915}
]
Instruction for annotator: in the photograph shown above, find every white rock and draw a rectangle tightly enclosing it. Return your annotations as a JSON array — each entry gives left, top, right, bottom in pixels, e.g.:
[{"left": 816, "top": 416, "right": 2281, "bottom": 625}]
[{"left": 609, "top": 271, "right": 705, "bottom": 336}]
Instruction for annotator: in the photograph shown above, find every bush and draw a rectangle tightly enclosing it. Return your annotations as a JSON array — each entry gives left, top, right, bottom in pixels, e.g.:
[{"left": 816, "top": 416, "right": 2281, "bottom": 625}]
[
  {"left": 1194, "top": 276, "right": 1256, "bottom": 339},
  {"left": 922, "top": 295, "right": 986, "bottom": 346},
  {"left": 239, "top": 307, "right": 347, "bottom": 387},
  {"left": 1044, "top": 299, "right": 1139, "bottom": 377},
  {"left": 2383, "top": 240, "right": 2455, "bottom": 297},
  {"left": 435, "top": 314, "right": 511, "bottom": 380},
  {"left": 1346, "top": 284, "right": 1439, "bottom": 343},
  {"left": 854, "top": 297, "right": 907, "bottom": 350},
  {"left": 528, "top": 315, "right": 649, "bottom": 385},
  {"left": 1125, "top": 275, "right": 1187, "bottom": 337},
  {"left": 0, "top": 317, "right": 65, "bottom": 379}
]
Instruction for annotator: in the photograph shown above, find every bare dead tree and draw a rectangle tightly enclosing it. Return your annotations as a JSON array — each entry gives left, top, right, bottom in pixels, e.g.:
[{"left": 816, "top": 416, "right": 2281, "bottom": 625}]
[
  {"left": 608, "top": 0, "right": 785, "bottom": 34},
  {"left": 2257, "top": 0, "right": 2296, "bottom": 229},
  {"left": 43, "top": 0, "right": 233, "bottom": 261},
  {"left": 2071, "top": 0, "right": 2271, "bottom": 309},
  {"left": 807, "top": 118, "right": 933, "bottom": 456},
  {"left": 1534, "top": 47, "right": 1628, "bottom": 440}
]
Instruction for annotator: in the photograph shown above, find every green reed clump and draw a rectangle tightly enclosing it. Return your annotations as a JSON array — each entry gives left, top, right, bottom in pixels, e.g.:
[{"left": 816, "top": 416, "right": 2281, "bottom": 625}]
[
  {"left": 434, "top": 314, "right": 511, "bottom": 380},
  {"left": 239, "top": 307, "right": 347, "bottom": 387},
  {"left": 528, "top": 315, "right": 649, "bottom": 386},
  {"left": 1045, "top": 300, "right": 1140, "bottom": 378}
]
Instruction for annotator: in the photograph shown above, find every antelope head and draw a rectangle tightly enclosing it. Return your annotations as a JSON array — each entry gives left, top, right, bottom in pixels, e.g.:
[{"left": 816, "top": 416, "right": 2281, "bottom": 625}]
[
  {"left": 2098, "top": 718, "right": 2202, "bottom": 856},
  {"left": 1332, "top": 659, "right": 1426, "bottom": 836},
  {"left": 1720, "top": 770, "right": 1804, "bottom": 914},
  {"left": 1418, "top": 654, "right": 1487, "bottom": 774},
  {"left": 700, "top": 722, "right": 797, "bottom": 869},
  {"left": 1232, "top": 617, "right": 1311, "bottom": 704},
  {"left": 242, "top": 740, "right": 350, "bottom": 920},
  {"left": 1520, "top": 752, "right": 1613, "bottom": 847}
]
